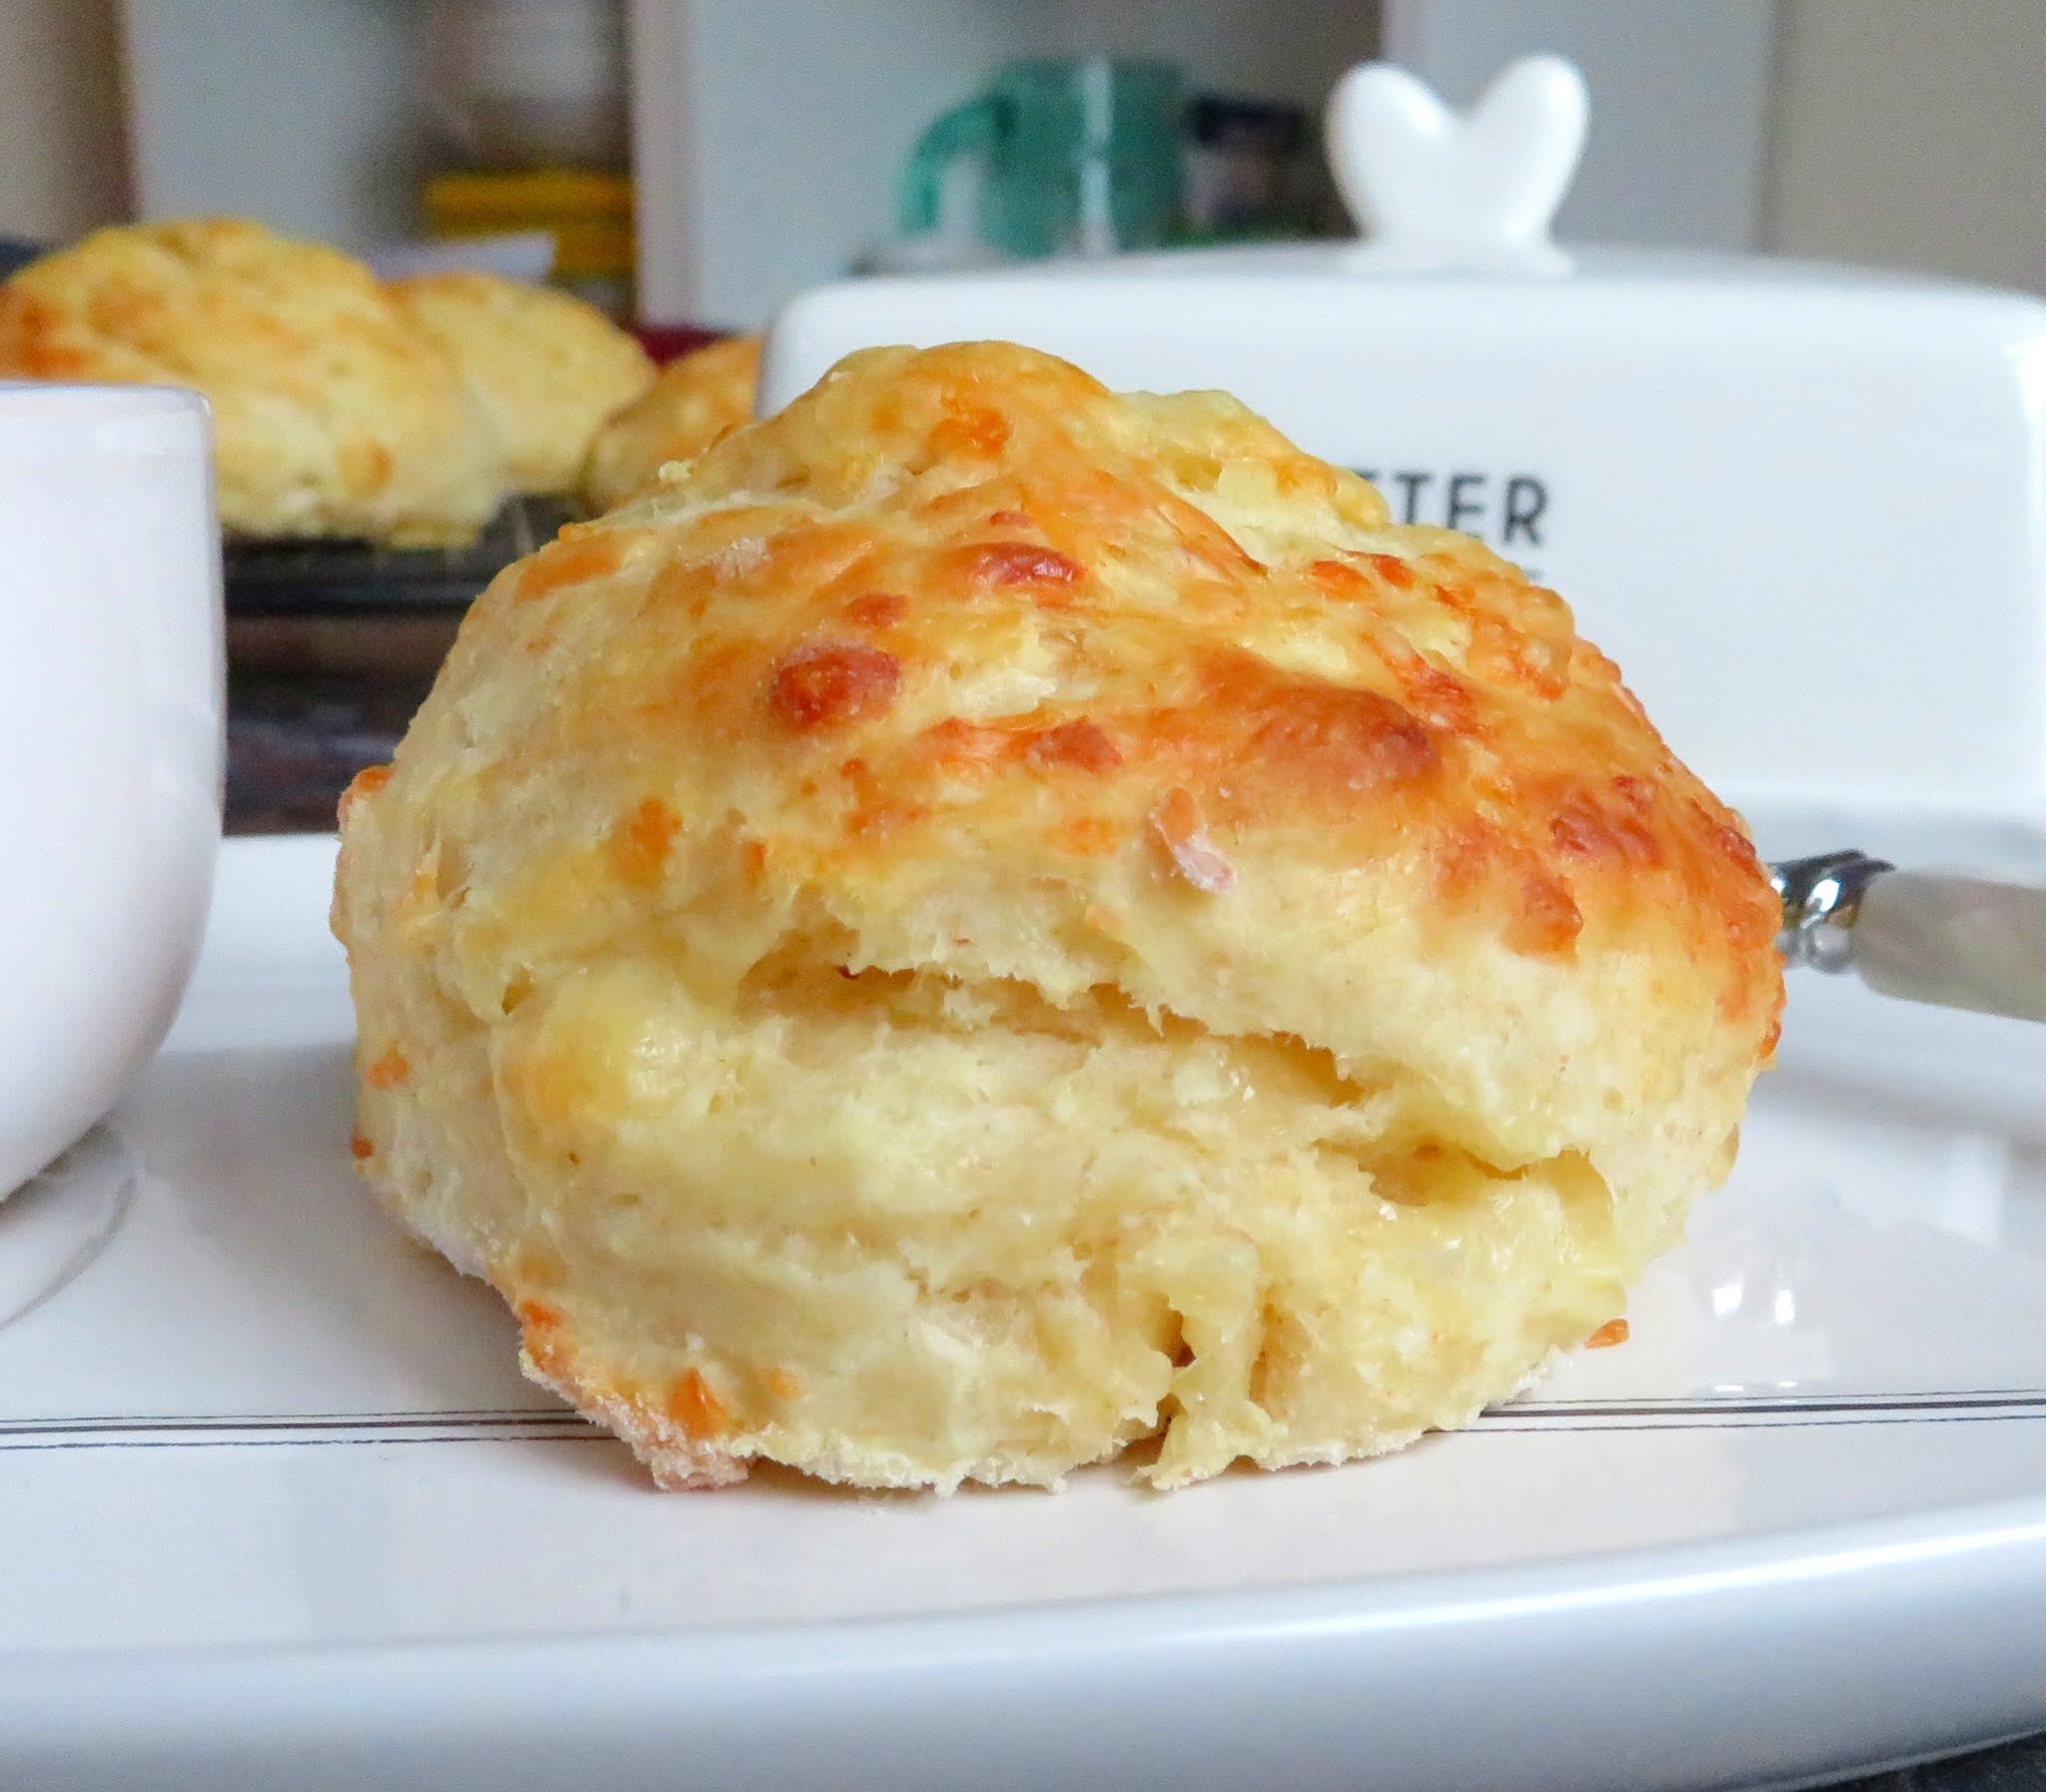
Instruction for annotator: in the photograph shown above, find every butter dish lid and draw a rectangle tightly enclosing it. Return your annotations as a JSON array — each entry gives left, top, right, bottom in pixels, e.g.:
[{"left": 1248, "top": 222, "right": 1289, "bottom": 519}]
[{"left": 763, "top": 57, "right": 2046, "bottom": 827}]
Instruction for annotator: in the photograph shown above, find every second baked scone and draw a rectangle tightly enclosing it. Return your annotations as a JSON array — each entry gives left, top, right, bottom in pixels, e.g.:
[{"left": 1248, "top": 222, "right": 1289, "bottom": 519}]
[
  {"left": 335, "top": 342, "right": 1782, "bottom": 1492},
  {"left": 580, "top": 334, "right": 757, "bottom": 511},
  {"left": 393, "top": 272, "right": 655, "bottom": 495},
  {"left": 0, "top": 218, "right": 502, "bottom": 545}
]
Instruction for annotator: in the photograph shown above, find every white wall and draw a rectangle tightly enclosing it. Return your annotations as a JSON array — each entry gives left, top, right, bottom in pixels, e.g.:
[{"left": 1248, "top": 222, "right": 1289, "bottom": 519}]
[
  {"left": 0, "top": 1, "right": 128, "bottom": 242},
  {"left": 1383, "top": 0, "right": 1777, "bottom": 250},
  {"left": 632, "top": 0, "right": 1038, "bottom": 330},
  {"left": 121, "top": 0, "right": 427, "bottom": 249},
  {"left": 1764, "top": 0, "right": 2046, "bottom": 291}
]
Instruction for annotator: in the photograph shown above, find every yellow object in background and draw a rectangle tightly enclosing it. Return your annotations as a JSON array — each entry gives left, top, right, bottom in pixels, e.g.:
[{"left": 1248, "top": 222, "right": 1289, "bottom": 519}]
[{"left": 425, "top": 170, "right": 636, "bottom": 316}]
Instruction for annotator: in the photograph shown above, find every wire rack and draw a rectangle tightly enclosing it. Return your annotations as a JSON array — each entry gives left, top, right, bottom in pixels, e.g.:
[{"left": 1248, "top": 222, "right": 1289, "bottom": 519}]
[{"left": 223, "top": 494, "right": 578, "bottom": 617}]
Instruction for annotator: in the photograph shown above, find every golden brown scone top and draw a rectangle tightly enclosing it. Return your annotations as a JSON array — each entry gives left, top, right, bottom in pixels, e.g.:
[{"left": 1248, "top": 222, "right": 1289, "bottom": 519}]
[
  {"left": 392, "top": 272, "right": 654, "bottom": 496},
  {"left": 580, "top": 334, "right": 757, "bottom": 512},
  {"left": 386, "top": 341, "right": 1781, "bottom": 1177},
  {"left": 0, "top": 218, "right": 502, "bottom": 545}
]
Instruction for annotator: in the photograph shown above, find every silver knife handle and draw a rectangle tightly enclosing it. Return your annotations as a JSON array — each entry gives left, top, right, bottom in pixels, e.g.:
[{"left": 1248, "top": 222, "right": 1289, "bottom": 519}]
[
  {"left": 1771, "top": 850, "right": 2046, "bottom": 1024},
  {"left": 1851, "top": 868, "right": 2046, "bottom": 1024},
  {"left": 1772, "top": 850, "right": 1893, "bottom": 975}
]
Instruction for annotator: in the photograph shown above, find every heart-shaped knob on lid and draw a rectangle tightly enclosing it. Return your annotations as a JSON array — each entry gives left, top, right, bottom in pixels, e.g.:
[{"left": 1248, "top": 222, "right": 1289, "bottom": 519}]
[{"left": 1327, "top": 54, "right": 1588, "bottom": 275}]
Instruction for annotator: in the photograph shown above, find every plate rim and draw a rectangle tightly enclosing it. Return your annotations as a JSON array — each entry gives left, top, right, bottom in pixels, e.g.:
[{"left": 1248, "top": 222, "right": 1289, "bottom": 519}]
[{"left": 7, "top": 1490, "right": 2046, "bottom": 1792}]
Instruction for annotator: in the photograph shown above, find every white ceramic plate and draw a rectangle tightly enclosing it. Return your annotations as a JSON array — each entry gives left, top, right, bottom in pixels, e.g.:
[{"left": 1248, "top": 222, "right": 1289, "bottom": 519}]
[{"left": 5, "top": 833, "right": 2046, "bottom": 1792}]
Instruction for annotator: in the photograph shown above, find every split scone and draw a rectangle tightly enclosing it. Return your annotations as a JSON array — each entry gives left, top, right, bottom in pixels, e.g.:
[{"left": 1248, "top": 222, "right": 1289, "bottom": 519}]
[
  {"left": 392, "top": 272, "right": 655, "bottom": 496},
  {"left": 333, "top": 342, "right": 1782, "bottom": 1491},
  {"left": 580, "top": 334, "right": 758, "bottom": 512},
  {"left": 0, "top": 218, "right": 501, "bottom": 545}
]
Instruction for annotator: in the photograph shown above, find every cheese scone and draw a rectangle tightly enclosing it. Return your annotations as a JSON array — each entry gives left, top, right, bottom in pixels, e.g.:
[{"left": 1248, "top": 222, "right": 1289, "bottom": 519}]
[
  {"left": 580, "top": 334, "right": 758, "bottom": 512},
  {"left": 0, "top": 218, "right": 501, "bottom": 545},
  {"left": 392, "top": 272, "right": 655, "bottom": 496},
  {"left": 334, "top": 342, "right": 1782, "bottom": 1492}
]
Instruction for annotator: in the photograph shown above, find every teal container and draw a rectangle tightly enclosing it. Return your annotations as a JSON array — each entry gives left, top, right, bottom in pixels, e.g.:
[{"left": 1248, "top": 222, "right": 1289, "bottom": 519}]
[{"left": 900, "top": 57, "right": 1185, "bottom": 261}]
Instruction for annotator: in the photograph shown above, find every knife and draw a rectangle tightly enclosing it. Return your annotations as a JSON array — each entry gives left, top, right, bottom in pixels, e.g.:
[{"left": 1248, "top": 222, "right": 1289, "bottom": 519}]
[{"left": 1771, "top": 852, "right": 2046, "bottom": 1024}]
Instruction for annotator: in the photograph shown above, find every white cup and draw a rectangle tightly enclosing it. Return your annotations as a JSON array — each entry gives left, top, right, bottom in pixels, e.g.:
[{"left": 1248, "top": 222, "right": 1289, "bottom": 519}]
[{"left": 0, "top": 385, "right": 223, "bottom": 1195}]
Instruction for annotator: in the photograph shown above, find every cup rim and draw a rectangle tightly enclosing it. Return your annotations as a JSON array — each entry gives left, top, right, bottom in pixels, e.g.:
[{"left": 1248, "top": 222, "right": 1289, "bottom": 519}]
[{"left": 0, "top": 381, "right": 211, "bottom": 417}]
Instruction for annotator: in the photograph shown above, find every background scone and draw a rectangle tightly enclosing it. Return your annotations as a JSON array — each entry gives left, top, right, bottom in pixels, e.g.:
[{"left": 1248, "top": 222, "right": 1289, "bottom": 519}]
[
  {"left": 394, "top": 272, "right": 655, "bottom": 496},
  {"left": 580, "top": 334, "right": 757, "bottom": 512},
  {"left": 0, "top": 218, "right": 501, "bottom": 545},
  {"left": 334, "top": 342, "right": 1782, "bottom": 1493}
]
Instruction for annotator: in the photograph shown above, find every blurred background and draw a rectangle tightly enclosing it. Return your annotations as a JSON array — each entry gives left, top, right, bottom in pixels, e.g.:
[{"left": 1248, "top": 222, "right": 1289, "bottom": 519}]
[
  {"left": 8, "top": 0, "right": 2046, "bottom": 330},
  {"left": 7, "top": 0, "right": 2041, "bottom": 832}
]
